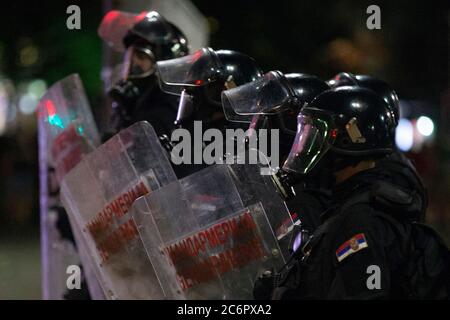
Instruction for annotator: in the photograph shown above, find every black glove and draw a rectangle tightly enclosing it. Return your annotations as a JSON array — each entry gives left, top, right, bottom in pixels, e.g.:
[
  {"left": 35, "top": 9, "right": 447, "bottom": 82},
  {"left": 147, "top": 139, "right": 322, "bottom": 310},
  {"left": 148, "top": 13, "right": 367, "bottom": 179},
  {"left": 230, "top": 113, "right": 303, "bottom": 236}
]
[
  {"left": 108, "top": 80, "right": 141, "bottom": 131},
  {"left": 253, "top": 269, "right": 276, "bottom": 300}
]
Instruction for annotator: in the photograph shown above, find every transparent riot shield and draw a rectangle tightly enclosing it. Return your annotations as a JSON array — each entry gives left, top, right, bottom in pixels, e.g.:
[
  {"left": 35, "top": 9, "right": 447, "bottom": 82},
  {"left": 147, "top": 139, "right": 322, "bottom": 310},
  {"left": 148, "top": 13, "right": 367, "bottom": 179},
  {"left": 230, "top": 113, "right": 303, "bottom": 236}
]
[
  {"left": 37, "top": 73, "right": 104, "bottom": 299},
  {"left": 60, "top": 121, "right": 178, "bottom": 299},
  {"left": 132, "top": 163, "right": 293, "bottom": 299}
]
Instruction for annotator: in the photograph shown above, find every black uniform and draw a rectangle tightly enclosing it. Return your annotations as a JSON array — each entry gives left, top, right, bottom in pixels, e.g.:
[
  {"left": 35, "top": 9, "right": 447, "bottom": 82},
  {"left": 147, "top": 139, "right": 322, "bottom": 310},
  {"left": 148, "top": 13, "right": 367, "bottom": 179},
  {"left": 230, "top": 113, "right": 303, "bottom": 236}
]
[
  {"left": 378, "top": 150, "right": 428, "bottom": 220},
  {"left": 284, "top": 179, "right": 332, "bottom": 232},
  {"left": 112, "top": 75, "right": 179, "bottom": 138},
  {"left": 272, "top": 164, "right": 449, "bottom": 299}
]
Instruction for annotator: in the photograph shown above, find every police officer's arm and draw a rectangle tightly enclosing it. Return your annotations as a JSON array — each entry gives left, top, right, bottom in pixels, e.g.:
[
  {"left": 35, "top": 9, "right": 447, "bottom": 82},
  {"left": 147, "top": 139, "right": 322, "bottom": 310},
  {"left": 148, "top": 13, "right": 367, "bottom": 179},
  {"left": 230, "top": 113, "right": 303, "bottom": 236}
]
[{"left": 327, "top": 204, "right": 404, "bottom": 299}]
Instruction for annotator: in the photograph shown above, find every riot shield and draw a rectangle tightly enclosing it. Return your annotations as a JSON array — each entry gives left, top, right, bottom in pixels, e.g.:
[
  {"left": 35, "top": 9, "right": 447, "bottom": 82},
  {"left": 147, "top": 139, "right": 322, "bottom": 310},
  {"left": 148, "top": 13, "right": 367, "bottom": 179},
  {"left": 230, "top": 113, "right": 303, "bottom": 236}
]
[
  {"left": 37, "top": 73, "right": 103, "bottom": 299},
  {"left": 60, "top": 121, "right": 178, "bottom": 299},
  {"left": 132, "top": 163, "right": 293, "bottom": 299}
]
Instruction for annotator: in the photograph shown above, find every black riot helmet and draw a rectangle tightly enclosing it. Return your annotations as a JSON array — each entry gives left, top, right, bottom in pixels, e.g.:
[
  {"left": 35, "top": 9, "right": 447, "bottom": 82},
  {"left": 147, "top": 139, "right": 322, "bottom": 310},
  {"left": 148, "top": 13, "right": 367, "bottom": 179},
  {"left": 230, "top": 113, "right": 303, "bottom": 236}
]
[
  {"left": 123, "top": 11, "right": 189, "bottom": 60},
  {"left": 157, "top": 47, "right": 263, "bottom": 126},
  {"left": 283, "top": 86, "right": 394, "bottom": 175},
  {"left": 270, "top": 73, "right": 330, "bottom": 135},
  {"left": 99, "top": 10, "right": 188, "bottom": 58},
  {"left": 328, "top": 72, "right": 400, "bottom": 127},
  {"left": 99, "top": 10, "right": 189, "bottom": 81},
  {"left": 286, "top": 73, "right": 331, "bottom": 108}
]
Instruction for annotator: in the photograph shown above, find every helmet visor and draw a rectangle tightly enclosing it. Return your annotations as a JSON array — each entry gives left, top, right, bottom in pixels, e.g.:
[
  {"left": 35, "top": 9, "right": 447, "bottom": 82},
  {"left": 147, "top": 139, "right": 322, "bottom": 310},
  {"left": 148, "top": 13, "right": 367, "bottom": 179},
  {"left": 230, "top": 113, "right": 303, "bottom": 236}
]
[
  {"left": 282, "top": 113, "right": 331, "bottom": 174},
  {"left": 122, "top": 46, "right": 156, "bottom": 80},
  {"left": 221, "top": 71, "right": 292, "bottom": 122},
  {"left": 156, "top": 48, "right": 222, "bottom": 95}
]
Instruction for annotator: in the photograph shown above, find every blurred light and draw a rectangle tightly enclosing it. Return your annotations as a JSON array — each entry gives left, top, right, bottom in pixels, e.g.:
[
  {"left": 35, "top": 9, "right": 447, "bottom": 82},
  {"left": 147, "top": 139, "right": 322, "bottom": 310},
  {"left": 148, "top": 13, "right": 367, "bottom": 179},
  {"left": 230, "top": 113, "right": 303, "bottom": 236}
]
[
  {"left": 46, "top": 100, "right": 64, "bottom": 128},
  {"left": 171, "top": 43, "right": 181, "bottom": 53},
  {"left": 19, "top": 44, "right": 39, "bottom": 67},
  {"left": 398, "top": 100, "right": 411, "bottom": 119},
  {"left": 207, "top": 16, "right": 219, "bottom": 34},
  {"left": 327, "top": 38, "right": 363, "bottom": 70},
  {"left": 28, "top": 79, "right": 47, "bottom": 99},
  {"left": 351, "top": 101, "right": 362, "bottom": 109},
  {"left": 19, "top": 93, "right": 38, "bottom": 114},
  {"left": 0, "top": 78, "right": 16, "bottom": 135},
  {"left": 395, "top": 119, "right": 414, "bottom": 152},
  {"left": 49, "top": 114, "right": 64, "bottom": 128},
  {"left": 8, "top": 102, "right": 17, "bottom": 123},
  {"left": 0, "top": 43, "right": 4, "bottom": 65},
  {"left": 292, "top": 232, "right": 302, "bottom": 253},
  {"left": 0, "top": 86, "right": 7, "bottom": 135},
  {"left": 416, "top": 116, "right": 434, "bottom": 137},
  {"left": 0, "top": 97, "right": 9, "bottom": 135}
]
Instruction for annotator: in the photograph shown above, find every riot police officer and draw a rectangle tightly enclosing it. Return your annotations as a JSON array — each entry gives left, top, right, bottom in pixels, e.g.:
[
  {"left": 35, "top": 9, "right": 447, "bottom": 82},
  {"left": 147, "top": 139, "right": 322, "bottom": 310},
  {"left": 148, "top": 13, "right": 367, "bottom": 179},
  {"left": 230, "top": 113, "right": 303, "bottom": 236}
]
[
  {"left": 157, "top": 47, "right": 263, "bottom": 131},
  {"left": 156, "top": 47, "right": 264, "bottom": 177},
  {"left": 222, "top": 70, "right": 331, "bottom": 231},
  {"left": 99, "top": 10, "right": 189, "bottom": 135},
  {"left": 256, "top": 86, "right": 449, "bottom": 299}
]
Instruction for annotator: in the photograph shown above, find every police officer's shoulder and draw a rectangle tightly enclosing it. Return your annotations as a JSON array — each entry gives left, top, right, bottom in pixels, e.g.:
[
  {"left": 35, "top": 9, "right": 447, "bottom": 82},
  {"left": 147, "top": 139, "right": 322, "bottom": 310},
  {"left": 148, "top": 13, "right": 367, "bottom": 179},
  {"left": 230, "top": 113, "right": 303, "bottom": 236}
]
[
  {"left": 372, "top": 152, "right": 427, "bottom": 221},
  {"left": 336, "top": 201, "right": 401, "bottom": 246},
  {"left": 326, "top": 204, "right": 399, "bottom": 299},
  {"left": 328, "top": 196, "right": 408, "bottom": 267},
  {"left": 329, "top": 198, "right": 413, "bottom": 292}
]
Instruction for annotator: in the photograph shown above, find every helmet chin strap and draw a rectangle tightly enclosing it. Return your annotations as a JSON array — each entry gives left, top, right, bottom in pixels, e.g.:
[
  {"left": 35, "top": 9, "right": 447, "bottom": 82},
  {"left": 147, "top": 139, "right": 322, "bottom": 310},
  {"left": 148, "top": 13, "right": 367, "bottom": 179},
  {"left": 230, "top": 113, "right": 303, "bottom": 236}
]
[{"left": 303, "top": 149, "right": 358, "bottom": 181}]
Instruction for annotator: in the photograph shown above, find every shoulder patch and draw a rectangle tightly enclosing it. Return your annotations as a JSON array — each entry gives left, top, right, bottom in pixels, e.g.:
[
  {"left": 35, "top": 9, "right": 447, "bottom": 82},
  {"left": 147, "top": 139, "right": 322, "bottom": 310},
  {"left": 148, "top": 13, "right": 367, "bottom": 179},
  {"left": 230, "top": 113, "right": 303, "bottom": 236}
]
[{"left": 336, "top": 233, "right": 368, "bottom": 262}]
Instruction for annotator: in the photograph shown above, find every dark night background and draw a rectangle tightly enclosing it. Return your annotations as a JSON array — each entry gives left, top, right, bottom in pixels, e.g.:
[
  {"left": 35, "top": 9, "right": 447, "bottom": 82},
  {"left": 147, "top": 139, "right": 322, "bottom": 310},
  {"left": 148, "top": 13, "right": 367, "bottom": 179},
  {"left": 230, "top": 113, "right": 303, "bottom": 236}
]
[{"left": 0, "top": 0, "right": 448, "bottom": 298}]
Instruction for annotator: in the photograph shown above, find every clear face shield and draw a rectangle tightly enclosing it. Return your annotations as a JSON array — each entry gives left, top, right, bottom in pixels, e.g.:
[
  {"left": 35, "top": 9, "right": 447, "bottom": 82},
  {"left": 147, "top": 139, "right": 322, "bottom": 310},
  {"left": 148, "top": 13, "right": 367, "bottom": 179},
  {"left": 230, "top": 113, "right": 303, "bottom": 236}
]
[
  {"left": 121, "top": 46, "right": 156, "bottom": 80},
  {"left": 221, "top": 71, "right": 293, "bottom": 123},
  {"left": 156, "top": 47, "right": 224, "bottom": 96},
  {"left": 282, "top": 111, "right": 333, "bottom": 175}
]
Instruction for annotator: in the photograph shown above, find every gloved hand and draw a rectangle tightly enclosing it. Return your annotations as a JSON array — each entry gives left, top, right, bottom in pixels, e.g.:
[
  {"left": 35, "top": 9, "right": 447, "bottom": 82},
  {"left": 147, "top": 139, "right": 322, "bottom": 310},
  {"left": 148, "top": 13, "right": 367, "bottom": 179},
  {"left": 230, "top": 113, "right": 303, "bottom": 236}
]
[
  {"left": 108, "top": 80, "right": 141, "bottom": 131},
  {"left": 253, "top": 269, "right": 276, "bottom": 300}
]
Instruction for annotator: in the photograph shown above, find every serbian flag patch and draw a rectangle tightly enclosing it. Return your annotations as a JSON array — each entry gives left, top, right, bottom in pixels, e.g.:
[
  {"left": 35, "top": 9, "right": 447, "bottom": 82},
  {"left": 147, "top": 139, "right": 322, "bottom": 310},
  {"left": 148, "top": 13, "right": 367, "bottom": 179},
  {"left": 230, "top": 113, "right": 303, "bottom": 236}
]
[{"left": 336, "top": 233, "right": 368, "bottom": 262}]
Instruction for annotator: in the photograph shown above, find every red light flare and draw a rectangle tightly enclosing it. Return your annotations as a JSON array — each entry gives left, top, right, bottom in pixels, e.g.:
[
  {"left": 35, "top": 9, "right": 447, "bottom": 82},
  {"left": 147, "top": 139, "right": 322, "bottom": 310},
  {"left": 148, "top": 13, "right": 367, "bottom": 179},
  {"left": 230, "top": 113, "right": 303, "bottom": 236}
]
[
  {"left": 331, "top": 128, "right": 338, "bottom": 139},
  {"left": 136, "top": 11, "right": 147, "bottom": 23},
  {"left": 37, "top": 99, "right": 55, "bottom": 118},
  {"left": 190, "top": 49, "right": 204, "bottom": 63},
  {"left": 46, "top": 100, "right": 56, "bottom": 117},
  {"left": 101, "top": 10, "right": 140, "bottom": 32}
]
